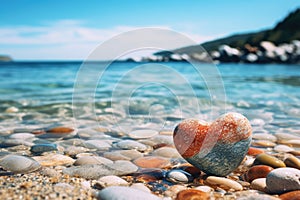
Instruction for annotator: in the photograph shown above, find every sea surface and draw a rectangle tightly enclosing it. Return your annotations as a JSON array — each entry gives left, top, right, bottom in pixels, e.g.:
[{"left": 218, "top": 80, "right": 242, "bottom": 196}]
[{"left": 0, "top": 61, "right": 299, "bottom": 136}]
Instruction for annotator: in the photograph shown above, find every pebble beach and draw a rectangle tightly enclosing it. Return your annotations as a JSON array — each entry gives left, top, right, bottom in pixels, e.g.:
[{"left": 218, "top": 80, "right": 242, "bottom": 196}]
[{"left": 0, "top": 62, "right": 299, "bottom": 199}]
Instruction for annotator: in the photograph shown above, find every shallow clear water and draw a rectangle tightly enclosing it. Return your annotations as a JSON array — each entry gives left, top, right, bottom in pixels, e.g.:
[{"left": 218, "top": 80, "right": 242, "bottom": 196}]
[{"left": 0, "top": 62, "right": 299, "bottom": 135}]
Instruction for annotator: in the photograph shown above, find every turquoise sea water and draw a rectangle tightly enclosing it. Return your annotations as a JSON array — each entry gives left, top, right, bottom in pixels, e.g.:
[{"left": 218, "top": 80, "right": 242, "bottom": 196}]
[{"left": 0, "top": 62, "right": 299, "bottom": 135}]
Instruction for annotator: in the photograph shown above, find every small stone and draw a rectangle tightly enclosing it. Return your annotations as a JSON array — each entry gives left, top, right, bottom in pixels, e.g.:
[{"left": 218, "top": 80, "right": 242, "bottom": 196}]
[
  {"left": 5, "top": 106, "right": 19, "bottom": 113},
  {"left": 194, "top": 185, "right": 213, "bottom": 193},
  {"left": 152, "top": 147, "right": 181, "bottom": 158},
  {"left": 173, "top": 112, "right": 252, "bottom": 176},
  {"left": 266, "top": 167, "right": 300, "bottom": 194},
  {"left": 97, "top": 186, "right": 161, "bottom": 200},
  {"left": 74, "top": 156, "right": 113, "bottom": 166},
  {"left": 63, "top": 160, "right": 138, "bottom": 179},
  {"left": 30, "top": 143, "right": 58, "bottom": 154},
  {"left": 54, "top": 182, "right": 74, "bottom": 190},
  {"left": 165, "top": 185, "right": 187, "bottom": 198},
  {"left": 130, "top": 183, "right": 151, "bottom": 193},
  {"left": 284, "top": 155, "right": 300, "bottom": 169},
  {"left": 274, "top": 145, "right": 294, "bottom": 153},
  {"left": 115, "top": 140, "right": 148, "bottom": 152},
  {"left": 280, "top": 140, "right": 300, "bottom": 148},
  {"left": 97, "top": 175, "right": 129, "bottom": 187},
  {"left": 279, "top": 190, "right": 300, "bottom": 200},
  {"left": 9, "top": 133, "right": 35, "bottom": 140},
  {"left": 250, "top": 178, "right": 268, "bottom": 193},
  {"left": 64, "top": 146, "right": 88, "bottom": 156},
  {"left": 252, "top": 134, "right": 277, "bottom": 142},
  {"left": 253, "top": 154, "right": 286, "bottom": 168},
  {"left": 133, "top": 156, "right": 170, "bottom": 168},
  {"left": 247, "top": 147, "right": 265, "bottom": 156},
  {"left": 103, "top": 150, "right": 143, "bottom": 161},
  {"left": 166, "top": 169, "right": 193, "bottom": 183},
  {"left": 175, "top": 189, "right": 210, "bottom": 200},
  {"left": 275, "top": 133, "right": 300, "bottom": 141},
  {"left": 40, "top": 168, "right": 60, "bottom": 177},
  {"left": 252, "top": 140, "right": 276, "bottom": 147},
  {"left": 245, "top": 165, "right": 273, "bottom": 182},
  {"left": 33, "top": 154, "right": 75, "bottom": 167},
  {"left": 47, "top": 126, "right": 74, "bottom": 134},
  {"left": 206, "top": 176, "right": 243, "bottom": 191},
  {"left": 0, "top": 155, "right": 41, "bottom": 173},
  {"left": 128, "top": 129, "right": 158, "bottom": 139},
  {"left": 84, "top": 140, "right": 111, "bottom": 150}
]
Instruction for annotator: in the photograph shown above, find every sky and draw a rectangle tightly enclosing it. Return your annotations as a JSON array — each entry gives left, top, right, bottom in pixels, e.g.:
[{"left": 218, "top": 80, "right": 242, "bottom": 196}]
[{"left": 0, "top": 0, "right": 299, "bottom": 60}]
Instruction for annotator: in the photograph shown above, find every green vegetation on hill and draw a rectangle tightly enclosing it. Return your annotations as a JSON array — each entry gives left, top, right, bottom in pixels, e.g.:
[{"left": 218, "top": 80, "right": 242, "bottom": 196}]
[{"left": 173, "top": 8, "right": 300, "bottom": 53}]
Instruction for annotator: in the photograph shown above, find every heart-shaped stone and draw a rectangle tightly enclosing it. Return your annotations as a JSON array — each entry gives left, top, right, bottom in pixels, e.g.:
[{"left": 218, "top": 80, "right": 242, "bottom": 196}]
[{"left": 173, "top": 112, "right": 252, "bottom": 176}]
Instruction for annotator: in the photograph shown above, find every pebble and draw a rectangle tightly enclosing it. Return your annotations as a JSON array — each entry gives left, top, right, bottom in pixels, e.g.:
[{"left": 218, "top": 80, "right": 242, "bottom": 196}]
[
  {"left": 152, "top": 147, "right": 181, "bottom": 158},
  {"left": 0, "top": 154, "right": 41, "bottom": 173},
  {"left": 54, "top": 182, "right": 74, "bottom": 190},
  {"left": 63, "top": 160, "right": 138, "bottom": 179},
  {"left": 134, "top": 156, "right": 170, "bottom": 168},
  {"left": 266, "top": 167, "right": 300, "bottom": 194},
  {"left": 97, "top": 186, "right": 161, "bottom": 200},
  {"left": 33, "top": 154, "right": 75, "bottom": 166},
  {"left": 97, "top": 175, "right": 129, "bottom": 187},
  {"left": 284, "top": 155, "right": 300, "bottom": 169},
  {"left": 115, "top": 140, "right": 148, "bottom": 152},
  {"left": 247, "top": 147, "right": 265, "bottom": 156},
  {"left": 64, "top": 146, "right": 88, "bottom": 156},
  {"left": 194, "top": 185, "right": 214, "bottom": 193},
  {"left": 252, "top": 133, "right": 277, "bottom": 142},
  {"left": 30, "top": 143, "right": 58, "bottom": 154},
  {"left": 166, "top": 169, "right": 193, "bottom": 183},
  {"left": 47, "top": 126, "right": 75, "bottom": 134},
  {"left": 130, "top": 183, "right": 151, "bottom": 193},
  {"left": 40, "top": 167, "right": 60, "bottom": 177},
  {"left": 280, "top": 140, "right": 300, "bottom": 147},
  {"left": 74, "top": 156, "right": 113, "bottom": 165},
  {"left": 173, "top": 112, "right": 252, "bottom": 176},
  {"left": 252, "top": 140, "right": 276, "bottom": 147},
  {"left": 279, "top": 190, "right": 300, "bottom": 200},
  {"left": 250, "top": 178, "right": 268, "bottom": 193},
  {"left": 274, "top": 144, "right": 294, "bottom": 153},
  {"left": 246, "top": 165, "right": 274, "bottom": 182},
  {"left": 5, "top": 106, "right": 19, "bottom": 113},
  {"left": 275, "top": 133, "right": 300, "bottom": 141},
  {"left": 253, "top": 153, "right": 286, "bottom": 168},
  {"left": 9, "top": 133, "right": 35, "bottom": 140},
  {"left": 84, "top": 139, "right": 112, "bottom": 150},
  {"left": 175, "top": 189, "right": 210, "bottom": 200},
  {"left": 165, "top": 185, "right": 187, "bottom": 198},
  {"left": 129, "top": 129, "right": 158, "bottom": 139},
  {"left": 103, "top": 150, "right": 143, "bottom": 161},
  {"left": 206, "top": 176, "right": 243, "bottom": 191}
]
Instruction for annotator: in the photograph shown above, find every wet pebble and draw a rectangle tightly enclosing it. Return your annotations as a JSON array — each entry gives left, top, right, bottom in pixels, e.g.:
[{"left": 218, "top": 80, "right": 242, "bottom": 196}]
[
  {"left": 129, "top": 129, "right": 158, "bottom": 139},
  {"left": 166, "top": 169, "right": 193, "bottom": 183},
  {"left": 47, "top": 126, "right": 75, "bottom": 134},
  {"left": 63, "top": 160, "right": 138, "bottom": 179},
  {"left": 5, "top": 106, "right": 19, "bottom": 113},
  {"left": 152, "top": 147, "right": 181, "bottom": 158},
  {"left": 103, "top": 150, "right": 143, "bottom": 161},
  {"left": 246, "top": 165, "right": 273, "bottom": 182},
  {"left": 97, "top": 175, "right": 129, "bottom": 187},
  {"left": 175, "top": 189, "right": 209, "bottom": 200},
  {"left": 252, "top": 133, "right": 277, "bottom": 142},
  {"left": 194, "top": 185, "right": 213, "bottom": 193},
  {"left": 253, "top": 153, "right": 286, "bottom": 168},
  {"left": 30, "top": 143, "right": 58, "bottom": 154},
  {"left": 173, "top": 112, "right": 252, "bottom": 176},
  {"left": 252, "top": 140, "right": 276, "bottom": 147},
  {"left": 275, "top": 133, "right": 300, "bottom": 141},
  {"left": 9, "top": 133, "right": 35, "bottom": 140},
  {"left": 64, "top": 146, "right": 89, "bottom": 156},
  {"left": 266, "top": 167, "right": 300, "bottom": 194},
  {"left": 247, "top": 147, "right": 265, "bottom": 156},
  {"left": 279, "top": 190, "right": 300, "bottom": 200},
  {"left": 134, "top": 156, "right": 170, "bottom": 168},
  {"left": 280, "top": 140, "right": 300, "bottom": 147},
  {"left": 97, "top": 186, "right": 161, "bottom": 200},
  {"left": 274, "top": 144, "right": 294, "bottom": 153},
  {"left": 115, "top": 140, "right": 148, "bottom": 152},
  {"left": 250, "top": 178, "right": 268, "bottom": 193},
  {"left": 284, "top": 155, "right": 300, "bottom": 169},
  {"left": 206, "top": 176, "right": 243, "bottom": 191},
  {"left": 0, "top": 154, "right": 41, "bottom": 173},
  {"left": 33, "top": 153, "right": 75, "bottom": 166},
  {"left": 130, "top": 183, "right": 151, "bottom": 193},
  {"left": 84, "top": 139, "right": 112, "bottom": 150},
  {"left": 74, "top": 156, "right": 113, "bottom": 165}
]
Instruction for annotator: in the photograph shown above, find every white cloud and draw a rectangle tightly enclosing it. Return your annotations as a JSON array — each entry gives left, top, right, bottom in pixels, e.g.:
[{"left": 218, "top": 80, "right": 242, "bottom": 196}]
[{"left": 0, "top": 20, "right": 217, "bottom": 60}]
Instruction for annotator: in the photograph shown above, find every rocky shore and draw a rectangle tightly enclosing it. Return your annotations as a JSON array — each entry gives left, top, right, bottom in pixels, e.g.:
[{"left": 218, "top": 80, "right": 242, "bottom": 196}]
[
  {"left": 1, "top": 121, "right": 300, "bottom": 199},
  {"left": 134, "top": 40, "right": 300, "bottom": 64}
]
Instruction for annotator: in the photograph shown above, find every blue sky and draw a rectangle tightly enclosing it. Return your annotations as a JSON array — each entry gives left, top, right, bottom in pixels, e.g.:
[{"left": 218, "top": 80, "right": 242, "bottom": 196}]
[{"left": 0, "top": 0, "right": 299, "bottom": 60}]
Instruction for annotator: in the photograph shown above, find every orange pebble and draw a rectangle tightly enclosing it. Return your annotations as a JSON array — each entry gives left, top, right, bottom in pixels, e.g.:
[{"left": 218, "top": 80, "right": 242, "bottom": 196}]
[
  {"left": 175, "top": 189, "right": 209, "bottom": 200},
  {"left": 279, "top": 190, "right": 300, "bottom": 200},
  {"left": 47, "top": 126, "right": 74, "bottom": 134},
  {"left": 245, "top": 165, "right": 273, "bottom": 182},
  {"left": 247, "top": 147, "right": 264, "bottom": 156}
]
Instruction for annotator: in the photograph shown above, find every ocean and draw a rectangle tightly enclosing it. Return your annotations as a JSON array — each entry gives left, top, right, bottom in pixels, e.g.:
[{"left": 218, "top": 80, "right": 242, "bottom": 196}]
[{"left": 0, "top": 61, "right": 299, "bottom": 136}]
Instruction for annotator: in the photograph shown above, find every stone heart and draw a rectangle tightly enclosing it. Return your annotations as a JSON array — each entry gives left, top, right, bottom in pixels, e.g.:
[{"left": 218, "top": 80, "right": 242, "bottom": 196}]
[{"left": 173, "top": 112, "right": 252, "bottom": 176}]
